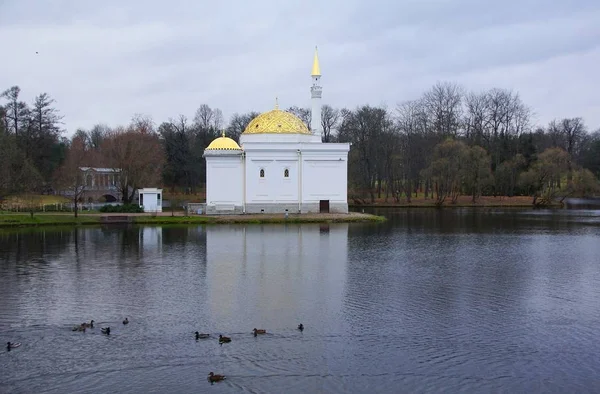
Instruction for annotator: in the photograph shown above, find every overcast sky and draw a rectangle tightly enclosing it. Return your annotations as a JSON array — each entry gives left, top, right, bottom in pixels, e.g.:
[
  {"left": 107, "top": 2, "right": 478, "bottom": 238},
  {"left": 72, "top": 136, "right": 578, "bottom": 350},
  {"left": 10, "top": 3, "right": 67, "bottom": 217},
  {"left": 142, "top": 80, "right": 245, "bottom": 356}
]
[{"left": 1, "top": 0, "right": 599, "bottom": 135}]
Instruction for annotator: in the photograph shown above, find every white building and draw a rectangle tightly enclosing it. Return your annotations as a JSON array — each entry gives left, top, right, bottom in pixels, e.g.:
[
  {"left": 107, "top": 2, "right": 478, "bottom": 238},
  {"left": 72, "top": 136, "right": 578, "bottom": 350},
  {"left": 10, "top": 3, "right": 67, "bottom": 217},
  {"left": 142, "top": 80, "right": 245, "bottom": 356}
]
[
  {"left": 138, "top": 188, "right": 163, "bottom": 213},
  {"left": 203, "top": 48, "right": 350, "bottom": 215}
]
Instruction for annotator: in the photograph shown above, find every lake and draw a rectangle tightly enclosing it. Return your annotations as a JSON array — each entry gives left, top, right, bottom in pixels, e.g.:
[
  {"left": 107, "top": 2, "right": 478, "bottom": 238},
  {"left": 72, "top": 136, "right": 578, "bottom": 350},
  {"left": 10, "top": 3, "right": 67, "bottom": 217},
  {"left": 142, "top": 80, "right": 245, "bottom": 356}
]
[{"left": 1, "top": 208, "right": 600, "bottom": 393}]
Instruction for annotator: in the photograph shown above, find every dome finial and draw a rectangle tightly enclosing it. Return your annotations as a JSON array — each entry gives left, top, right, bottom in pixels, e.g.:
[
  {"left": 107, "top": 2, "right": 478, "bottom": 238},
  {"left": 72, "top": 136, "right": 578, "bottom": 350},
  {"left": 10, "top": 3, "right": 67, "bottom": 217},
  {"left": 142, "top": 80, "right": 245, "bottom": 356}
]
[
  {"left": 222, "top": 129, "right": 225, "bottom": 138},
  {"left": 311, "top": 46, "right": 321, "bottom": 76},
  {"left": 275, "top": 96, "right": 279, "bottom": 109}
]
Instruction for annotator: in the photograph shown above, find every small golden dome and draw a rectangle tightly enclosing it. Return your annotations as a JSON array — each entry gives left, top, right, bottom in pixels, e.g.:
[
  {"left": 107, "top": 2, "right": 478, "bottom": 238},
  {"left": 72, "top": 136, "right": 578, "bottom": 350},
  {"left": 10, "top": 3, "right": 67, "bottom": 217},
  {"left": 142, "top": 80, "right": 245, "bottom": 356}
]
[
  {"left": 243, "top": 109, "right": 311, "bottom": 135},
  {"left": 206, "top": 136, "right": 242, "bottom": 150}
]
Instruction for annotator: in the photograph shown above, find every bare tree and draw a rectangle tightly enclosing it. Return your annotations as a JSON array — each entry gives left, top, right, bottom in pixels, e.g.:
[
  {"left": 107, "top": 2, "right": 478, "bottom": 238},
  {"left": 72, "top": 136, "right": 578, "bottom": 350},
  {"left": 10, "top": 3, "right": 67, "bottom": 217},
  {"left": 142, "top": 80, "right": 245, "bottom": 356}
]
[
  {"left": 227, "top": 111, "right": 260, "bottom": 142},
  {"left": 286, "top": 106, "right": 311, "bottom": 130},
  {"left": 193, "top": 104, "right": 223, "bottom": 130},
  {"left": 55, "top": 136, "right": 88, "bottom": 217},
  {"left": 102, "top": 127, "right": 164, "bottom": 204},
  {"left": 321, "top": 104, "right": 339, "bottom": 142},
  {"left": 130, "top": 113, "right": 155, "bottom": 134},
  {"left": 422, "top": 82, "right": 464, "bottom": 137},
  {"left": 1, "top": 86, "right": 29, "bottom": 136}
]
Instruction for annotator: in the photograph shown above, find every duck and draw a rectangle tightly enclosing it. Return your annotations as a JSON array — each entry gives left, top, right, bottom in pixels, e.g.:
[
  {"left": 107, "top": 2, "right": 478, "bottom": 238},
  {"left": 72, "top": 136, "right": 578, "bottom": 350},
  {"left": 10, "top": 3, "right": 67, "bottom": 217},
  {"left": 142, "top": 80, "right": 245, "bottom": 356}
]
[
  {"left": 81, "top": 320, "right": 94, "bottom": 328},
  {"left": 101, "top": 327, "right": 110, "bottom": 335},
  {"left": 7, "top": 342, "right": 21, "bottom": 351},
  {"left": 298, "top": 323, "right": 304, "bottom": 332},
  {"left": 252, "top": 328, "right": 266, "bottom": 337},
  {"left": 207, "top": 372, "right": 226, "bottom": 383},
  {"left": 122, "top": 318, "right": 129, "bottom": 325},
  {"left": 195, "top": 331, "right": 210, "bottom": 340},
  {"left": 218, "top": 335, "right": 231, "bottom": 344},
  {"left": 72, "top": 325, "right": 86, "bottom": 332}
]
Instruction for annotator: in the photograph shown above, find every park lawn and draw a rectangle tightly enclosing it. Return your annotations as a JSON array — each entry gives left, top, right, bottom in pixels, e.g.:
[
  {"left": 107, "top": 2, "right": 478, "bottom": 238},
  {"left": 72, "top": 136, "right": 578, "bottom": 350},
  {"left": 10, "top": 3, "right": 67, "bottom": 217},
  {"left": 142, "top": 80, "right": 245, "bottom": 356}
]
[
  {"left": 132, "top": 212, "right": 386, "bottom": 225},
  {"left": 0, "top": 212, "right": 385, "bottom": 227},
  {"left": 0, "top": 213, "right": 101, "bottom": 227}
]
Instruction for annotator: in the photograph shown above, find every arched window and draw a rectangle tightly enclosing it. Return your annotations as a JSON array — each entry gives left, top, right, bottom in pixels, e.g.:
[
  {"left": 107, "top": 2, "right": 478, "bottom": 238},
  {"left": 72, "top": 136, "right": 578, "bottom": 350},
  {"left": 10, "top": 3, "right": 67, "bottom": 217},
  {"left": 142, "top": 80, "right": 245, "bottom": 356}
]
[
  {"left": 284, "top": 169, "right": 289, "bottom": 178},
  {"left": 260, "top": 169, "right": 265, "bottom": 178}
]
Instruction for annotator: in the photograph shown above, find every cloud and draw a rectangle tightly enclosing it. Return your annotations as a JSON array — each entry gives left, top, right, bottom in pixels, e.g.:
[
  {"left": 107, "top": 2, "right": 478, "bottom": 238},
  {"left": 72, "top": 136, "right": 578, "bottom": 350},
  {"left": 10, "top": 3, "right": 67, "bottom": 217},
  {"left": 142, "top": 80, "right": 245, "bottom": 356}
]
[{"left": 0, "top": 0, "right": 599, "bottom": 135}]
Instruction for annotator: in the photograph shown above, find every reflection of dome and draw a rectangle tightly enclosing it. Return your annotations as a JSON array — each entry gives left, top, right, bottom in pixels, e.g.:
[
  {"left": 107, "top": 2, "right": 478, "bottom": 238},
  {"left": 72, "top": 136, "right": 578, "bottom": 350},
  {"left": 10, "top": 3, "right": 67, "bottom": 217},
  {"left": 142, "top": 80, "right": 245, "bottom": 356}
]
[
  {"left": 243, "top": 109, "right": 311, "bottom": 135},
  {"left": 206, "top": 136, "right": 242, "bottom": 150}
]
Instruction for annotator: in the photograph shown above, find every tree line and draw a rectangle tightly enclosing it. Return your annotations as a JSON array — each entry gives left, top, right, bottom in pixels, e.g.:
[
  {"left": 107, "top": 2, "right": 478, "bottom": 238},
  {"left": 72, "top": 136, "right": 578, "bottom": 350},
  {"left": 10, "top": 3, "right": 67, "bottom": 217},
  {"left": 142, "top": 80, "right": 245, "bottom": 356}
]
[{"left": 1, "top": 82, "right": 599, "bottom": 209}]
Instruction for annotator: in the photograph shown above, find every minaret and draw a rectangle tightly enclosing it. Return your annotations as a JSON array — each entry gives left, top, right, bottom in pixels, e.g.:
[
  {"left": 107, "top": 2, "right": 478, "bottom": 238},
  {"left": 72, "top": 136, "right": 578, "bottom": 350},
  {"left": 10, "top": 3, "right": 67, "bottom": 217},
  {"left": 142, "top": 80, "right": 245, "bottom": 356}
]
[{"left": 310, "top": 46, "right": 322, "bottom": 137}]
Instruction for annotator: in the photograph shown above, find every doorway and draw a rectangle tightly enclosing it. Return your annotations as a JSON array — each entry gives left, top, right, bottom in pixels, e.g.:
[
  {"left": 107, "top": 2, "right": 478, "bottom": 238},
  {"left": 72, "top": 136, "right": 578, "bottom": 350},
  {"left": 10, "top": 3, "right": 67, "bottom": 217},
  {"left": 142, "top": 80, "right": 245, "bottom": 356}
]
[{"left": 319, "top": 200, "right": 330, "bottom": 213}]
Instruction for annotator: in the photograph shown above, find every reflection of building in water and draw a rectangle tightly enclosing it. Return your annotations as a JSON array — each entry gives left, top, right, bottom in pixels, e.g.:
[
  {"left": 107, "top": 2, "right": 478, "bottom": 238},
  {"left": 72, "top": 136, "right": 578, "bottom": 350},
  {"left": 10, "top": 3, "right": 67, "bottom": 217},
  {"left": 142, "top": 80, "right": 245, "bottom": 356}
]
[
  {"left": 205, "top": 223, "right": 349, "bottom": 326},
  {"left": 139, "top": 226, "right": 162, "bottom": 255}
]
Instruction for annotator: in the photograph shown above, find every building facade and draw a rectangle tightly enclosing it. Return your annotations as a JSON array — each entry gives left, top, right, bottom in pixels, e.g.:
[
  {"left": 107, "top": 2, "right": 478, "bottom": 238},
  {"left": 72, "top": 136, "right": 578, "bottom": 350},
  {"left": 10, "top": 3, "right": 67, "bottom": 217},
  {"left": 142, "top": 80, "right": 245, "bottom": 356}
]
[
  {"left": 203, "top": 48, "right": 350, "bottom": 215},
  {"left": 78, "top": 167, "right": 121, "bottom": 203}
]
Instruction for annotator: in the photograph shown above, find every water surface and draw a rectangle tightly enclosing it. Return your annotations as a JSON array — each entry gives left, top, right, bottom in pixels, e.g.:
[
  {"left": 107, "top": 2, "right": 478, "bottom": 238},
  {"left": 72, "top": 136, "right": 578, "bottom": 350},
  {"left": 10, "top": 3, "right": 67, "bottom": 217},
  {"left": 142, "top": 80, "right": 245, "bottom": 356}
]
[{"left": 1, "top": 208, "right": 600, "bottom": 393}]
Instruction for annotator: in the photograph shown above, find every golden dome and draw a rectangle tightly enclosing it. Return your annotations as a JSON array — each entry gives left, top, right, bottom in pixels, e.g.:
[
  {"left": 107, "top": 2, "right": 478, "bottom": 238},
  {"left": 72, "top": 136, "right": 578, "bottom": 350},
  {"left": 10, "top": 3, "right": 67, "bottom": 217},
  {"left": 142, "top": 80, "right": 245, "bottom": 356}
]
[
  {"left": 243, "top": 109, "right": 311, "bottom": 135},
  {"left": 206, "top": 136, "right": 242, "bottom": 150}
]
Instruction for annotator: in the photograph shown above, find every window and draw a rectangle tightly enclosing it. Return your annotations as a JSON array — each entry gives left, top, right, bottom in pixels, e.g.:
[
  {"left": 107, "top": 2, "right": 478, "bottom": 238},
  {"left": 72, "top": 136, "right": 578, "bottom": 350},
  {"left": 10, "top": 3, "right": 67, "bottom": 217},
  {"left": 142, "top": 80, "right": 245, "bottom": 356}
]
[
  {"left": 284, "top": 169, "right": 289, "bottom": 178},
  {"left": 260, "top": 169, "right": 265, "bottom": 178}
]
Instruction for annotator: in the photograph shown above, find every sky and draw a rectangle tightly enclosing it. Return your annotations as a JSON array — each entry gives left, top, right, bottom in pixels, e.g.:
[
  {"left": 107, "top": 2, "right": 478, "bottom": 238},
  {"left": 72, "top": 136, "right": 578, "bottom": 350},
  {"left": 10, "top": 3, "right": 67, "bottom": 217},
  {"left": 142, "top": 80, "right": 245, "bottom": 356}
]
[{"left": 1, "top": 0, "right": 599, "bottom": 135}]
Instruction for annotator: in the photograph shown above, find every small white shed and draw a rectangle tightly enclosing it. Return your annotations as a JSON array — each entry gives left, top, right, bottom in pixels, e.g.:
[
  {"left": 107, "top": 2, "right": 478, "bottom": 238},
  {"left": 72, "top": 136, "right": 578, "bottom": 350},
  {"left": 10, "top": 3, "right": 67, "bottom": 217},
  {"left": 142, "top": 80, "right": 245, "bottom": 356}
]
[{"left": 138, "top": 188, "right": 163, "bottom": 213}]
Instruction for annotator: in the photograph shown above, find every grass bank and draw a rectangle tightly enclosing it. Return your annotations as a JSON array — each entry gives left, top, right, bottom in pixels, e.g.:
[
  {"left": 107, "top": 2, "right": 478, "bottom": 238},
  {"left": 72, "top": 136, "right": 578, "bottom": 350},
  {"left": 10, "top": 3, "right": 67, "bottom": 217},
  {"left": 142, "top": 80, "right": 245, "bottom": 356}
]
[
  {"left": 0, "top": 214, "right": 101, "bottom": 227},
  {"left": 0, "top": 212, "right": 385, "bottom": 228}
]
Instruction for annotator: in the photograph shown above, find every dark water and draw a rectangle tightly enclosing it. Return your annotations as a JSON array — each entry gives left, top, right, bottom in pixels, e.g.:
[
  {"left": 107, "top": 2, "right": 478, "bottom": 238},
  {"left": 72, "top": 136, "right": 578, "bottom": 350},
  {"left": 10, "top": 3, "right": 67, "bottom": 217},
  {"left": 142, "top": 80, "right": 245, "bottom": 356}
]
[{"left": 1, "top": 208, "right": 600, "bottom": 393}]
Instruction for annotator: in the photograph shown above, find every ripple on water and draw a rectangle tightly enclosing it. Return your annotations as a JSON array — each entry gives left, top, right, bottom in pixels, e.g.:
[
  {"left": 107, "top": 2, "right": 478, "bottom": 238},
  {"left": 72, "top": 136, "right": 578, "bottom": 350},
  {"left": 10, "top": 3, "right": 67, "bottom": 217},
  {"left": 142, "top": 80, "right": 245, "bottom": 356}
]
[{"left": 2, "top": 213, "right": 600, "bottom": 393}]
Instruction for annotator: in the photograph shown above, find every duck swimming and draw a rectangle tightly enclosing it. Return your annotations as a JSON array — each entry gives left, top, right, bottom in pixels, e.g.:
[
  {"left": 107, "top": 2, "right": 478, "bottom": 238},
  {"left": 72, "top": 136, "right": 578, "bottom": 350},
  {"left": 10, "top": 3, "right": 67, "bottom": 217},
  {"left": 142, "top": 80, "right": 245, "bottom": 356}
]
[
  {"left": 298, "top": 324, "right": 304, "bottom": 331},
  {"left": 218, "top": 335, "right": 231, "bottom": 344},
  {"left": 81, "top": 320, "right": 94, "bottom": 328},
  {"left": 208, "top": 372, "right": 226, "bottom": 383},
  {"left": 252, "top": 328, "right": 266, "bottom": 337},
  {"left": 122, "top": 318, "right": 129, "bottom": 325},
  {"left": 195, "top": 331, "right": 210, "bottom": 340},
  {"left": 72, "top": 325, "right": 86, "bottom": 332},
  {"left": 7, "top": 342, "right": 21, "bottom": 351},
  {"left": 101, "top": 327, "right": 110, "bottom": 335}
]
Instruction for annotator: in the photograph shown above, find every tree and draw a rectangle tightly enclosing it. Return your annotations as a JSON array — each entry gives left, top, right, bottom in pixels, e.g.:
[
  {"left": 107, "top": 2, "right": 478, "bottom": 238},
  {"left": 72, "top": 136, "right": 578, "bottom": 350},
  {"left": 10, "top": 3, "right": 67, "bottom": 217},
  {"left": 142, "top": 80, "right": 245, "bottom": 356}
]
[
  {"left": 226, "top": 111, "right": 259, "bottom": 142},
  {"left": 102, "top": 127, "right": 164, "bottom": 203},
  {"left": 286, "top": 106, "right": 311, "bottom": 130},
  {"left": 193, "top": 104, "right": 223, "bottom": 130},
  {"left": 160, "top": 116, "right": 194, "bottom": 191},
  {"left": 21, "top": 92, "right": 64, "bottom": 184},
  {"left": 1, "top": 86, "right": 29, "bottom": 136},
  {"left": 321, "top": 104, "right": 339, "bottom": 142},
  {"left": 462, "top": 145, "right": 492, "bottom": 202},
  {"left": 421, "top": 139, "right": 467, "bottom": 205},
  {"left": 54, "top": 136, "right": 88, "bottom": 217},
  {"left": 422, "top": 82, "right": 464, "bottom": 137},
  {"left": 548, "top": 117, "right": 586, "bottom": 185},
  {"left": 338, "top": 105, "right": 391, "bottom": 202},
  {"left": 130, "top": 113, "right": 155, "bottom": 134},
  {"left": 519, "top": 147, "right": 570, "bottom": 206},
  {"left": 495, "top": 154, "right": 527, "bottom": 197}
]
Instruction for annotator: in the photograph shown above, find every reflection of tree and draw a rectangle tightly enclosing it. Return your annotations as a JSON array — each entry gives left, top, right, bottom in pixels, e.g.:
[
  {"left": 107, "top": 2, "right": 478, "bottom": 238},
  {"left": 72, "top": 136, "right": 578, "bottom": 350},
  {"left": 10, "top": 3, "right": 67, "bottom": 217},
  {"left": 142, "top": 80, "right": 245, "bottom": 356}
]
[{"left": 0, "top": 228, "right": 73, "bottom": 263}]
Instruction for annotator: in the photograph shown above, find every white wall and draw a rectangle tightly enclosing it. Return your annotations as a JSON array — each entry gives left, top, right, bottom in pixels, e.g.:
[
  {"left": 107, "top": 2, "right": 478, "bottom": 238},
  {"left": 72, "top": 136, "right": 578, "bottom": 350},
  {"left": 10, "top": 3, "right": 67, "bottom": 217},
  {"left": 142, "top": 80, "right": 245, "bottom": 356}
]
[
  {"left": 245, "top": 152, "right": 299, "bottom": 203},
  {"left": 302, "top": 154, "right": 348, "bottom": 203},
  {"left": 141, "top": 192, "right": 161, "bottom": 212},
  {"left": 206, "top": 156, "right": 244, "bottom": 206},
  {"left": 242, "top": 138, "right": 349, "bottom": 206}
]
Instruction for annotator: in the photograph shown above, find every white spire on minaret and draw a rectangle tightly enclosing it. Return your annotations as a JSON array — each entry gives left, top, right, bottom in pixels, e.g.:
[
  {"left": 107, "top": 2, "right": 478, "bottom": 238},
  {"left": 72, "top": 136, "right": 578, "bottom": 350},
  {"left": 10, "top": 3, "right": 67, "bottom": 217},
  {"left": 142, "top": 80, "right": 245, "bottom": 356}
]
[{"left": 310, "top": 46, "right": 322, "bottom": 138}]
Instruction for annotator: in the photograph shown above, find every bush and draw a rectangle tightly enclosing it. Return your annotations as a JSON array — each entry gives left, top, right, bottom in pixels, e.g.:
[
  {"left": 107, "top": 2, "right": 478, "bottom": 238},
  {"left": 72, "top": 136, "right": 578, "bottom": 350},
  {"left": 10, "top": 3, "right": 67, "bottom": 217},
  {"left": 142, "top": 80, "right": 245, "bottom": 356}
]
[{"left": 99, "top": 204, "right": 144, "bottom": 213}]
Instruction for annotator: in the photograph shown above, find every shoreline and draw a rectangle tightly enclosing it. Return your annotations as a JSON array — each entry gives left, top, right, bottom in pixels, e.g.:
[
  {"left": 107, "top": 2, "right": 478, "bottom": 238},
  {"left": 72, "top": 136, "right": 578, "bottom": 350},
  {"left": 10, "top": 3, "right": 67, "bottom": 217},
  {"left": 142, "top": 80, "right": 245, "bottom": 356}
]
[
  {"left": 0, "top": 212, "right": 386, "bottom": 228},
  {"left": 350, "top": 203, "right": 558, "bottom": 208}
]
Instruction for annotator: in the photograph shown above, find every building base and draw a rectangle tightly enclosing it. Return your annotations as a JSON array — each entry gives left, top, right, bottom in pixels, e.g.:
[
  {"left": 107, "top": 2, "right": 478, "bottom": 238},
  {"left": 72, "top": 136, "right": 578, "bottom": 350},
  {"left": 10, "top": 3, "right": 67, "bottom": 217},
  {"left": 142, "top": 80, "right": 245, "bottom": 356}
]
[{"left": 243, "top": 202, "right": 348, "bottom": 214}]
